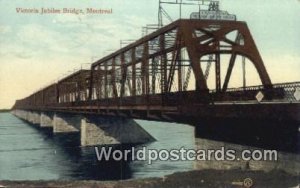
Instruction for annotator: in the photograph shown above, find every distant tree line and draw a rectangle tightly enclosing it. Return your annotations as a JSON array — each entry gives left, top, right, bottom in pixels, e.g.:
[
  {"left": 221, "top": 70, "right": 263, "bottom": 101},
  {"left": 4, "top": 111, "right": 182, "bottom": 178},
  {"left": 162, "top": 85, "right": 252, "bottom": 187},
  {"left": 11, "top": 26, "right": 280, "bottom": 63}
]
[{"left": 0, "top": 109, "right": 11, "bottom": 113}]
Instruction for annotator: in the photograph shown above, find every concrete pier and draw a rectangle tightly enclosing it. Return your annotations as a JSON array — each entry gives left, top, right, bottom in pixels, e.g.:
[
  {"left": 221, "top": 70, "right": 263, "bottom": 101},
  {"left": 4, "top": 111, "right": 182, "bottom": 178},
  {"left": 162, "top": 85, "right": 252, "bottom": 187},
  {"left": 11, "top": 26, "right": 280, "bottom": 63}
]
[
  {"left": 13, "top": 110, "right": 26, "bottom": 120},
  {"left": 13, "top": 110, "right": 40, "bottom": 125},
  {"left": 52, "top": 113, "right": 80, "bottom": 133},
  {"left": 40, "top": 112, "right": 54, "bottom": 127},
  {"left": 12, "top": 110, "right": 155, "bottom": 146},
  {"left": 27, "top": 111, "right": 40, "bottom": 125},
  {"left": 81, "top": 116, "right": 155, "bottom": 146}
]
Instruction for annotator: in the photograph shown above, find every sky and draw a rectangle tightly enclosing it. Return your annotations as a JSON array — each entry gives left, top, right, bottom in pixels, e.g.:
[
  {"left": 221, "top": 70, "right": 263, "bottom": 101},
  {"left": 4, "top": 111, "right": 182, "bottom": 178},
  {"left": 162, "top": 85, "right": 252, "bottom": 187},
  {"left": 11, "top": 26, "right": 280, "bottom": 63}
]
[{"left": 0, "top": 0, "right": 299, "bottom": 109}]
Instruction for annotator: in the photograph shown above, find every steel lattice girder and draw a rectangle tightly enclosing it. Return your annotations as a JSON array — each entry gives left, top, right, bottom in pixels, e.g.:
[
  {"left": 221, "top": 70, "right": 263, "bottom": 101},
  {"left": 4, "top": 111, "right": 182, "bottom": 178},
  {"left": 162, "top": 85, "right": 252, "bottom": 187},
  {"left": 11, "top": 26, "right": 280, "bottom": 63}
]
[
  {"left": 90, "top": 19, "right": 272, "bottom": 100},
  {"left": 14, "top": 19, "right": 276, "bottom": 110}
]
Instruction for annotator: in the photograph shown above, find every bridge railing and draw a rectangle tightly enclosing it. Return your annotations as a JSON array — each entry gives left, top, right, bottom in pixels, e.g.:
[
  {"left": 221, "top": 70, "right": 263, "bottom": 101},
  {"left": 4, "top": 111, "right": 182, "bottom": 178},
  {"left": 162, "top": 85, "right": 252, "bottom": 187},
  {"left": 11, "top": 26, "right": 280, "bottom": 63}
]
[
  {"left": 13, "top": 81, "right": 300, "bottom": 111},
  {"left": 212, "top": 82, "right": 300, "bottom": 102}
]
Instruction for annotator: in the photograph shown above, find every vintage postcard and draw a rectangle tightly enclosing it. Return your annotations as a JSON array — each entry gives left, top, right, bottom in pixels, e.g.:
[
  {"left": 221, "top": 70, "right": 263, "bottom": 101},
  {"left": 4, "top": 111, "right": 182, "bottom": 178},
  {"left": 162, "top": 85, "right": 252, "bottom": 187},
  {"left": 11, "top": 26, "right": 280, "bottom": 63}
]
[{"left": 0, "top": 0, "right": 299, "bottom": 187}]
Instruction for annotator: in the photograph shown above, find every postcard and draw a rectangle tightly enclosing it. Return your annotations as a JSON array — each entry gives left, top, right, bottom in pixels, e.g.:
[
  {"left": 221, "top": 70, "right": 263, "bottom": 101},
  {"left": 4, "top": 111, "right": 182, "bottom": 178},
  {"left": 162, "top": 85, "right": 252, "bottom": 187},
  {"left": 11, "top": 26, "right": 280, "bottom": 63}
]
[{"left": 0, "top": 0, "right": 299, "bottom": 187}]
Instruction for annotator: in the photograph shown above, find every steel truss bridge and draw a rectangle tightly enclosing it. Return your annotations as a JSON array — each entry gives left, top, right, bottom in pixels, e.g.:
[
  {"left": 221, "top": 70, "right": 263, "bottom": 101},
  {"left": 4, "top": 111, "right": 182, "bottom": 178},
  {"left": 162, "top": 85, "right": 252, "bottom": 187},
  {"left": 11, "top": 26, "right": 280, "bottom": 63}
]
[{"left": 13, "top": 19, "right": 300, "bottom": 124}]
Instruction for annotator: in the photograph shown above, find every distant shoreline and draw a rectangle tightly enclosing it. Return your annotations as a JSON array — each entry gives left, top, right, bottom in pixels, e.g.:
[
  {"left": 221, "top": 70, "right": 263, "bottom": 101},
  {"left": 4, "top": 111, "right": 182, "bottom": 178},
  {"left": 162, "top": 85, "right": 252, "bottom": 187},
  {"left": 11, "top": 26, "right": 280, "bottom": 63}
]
[{"left": 0, "top": 109, "right": 11, "bottom": 113}]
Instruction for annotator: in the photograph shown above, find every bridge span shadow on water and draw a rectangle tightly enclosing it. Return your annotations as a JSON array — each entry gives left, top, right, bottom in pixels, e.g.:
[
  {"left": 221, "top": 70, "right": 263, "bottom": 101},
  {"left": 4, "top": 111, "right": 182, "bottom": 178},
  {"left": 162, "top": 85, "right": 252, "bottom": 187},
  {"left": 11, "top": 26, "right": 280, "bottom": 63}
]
[
  {"left": 194, "top": 118, "right": 300, "bottom": 153},
  {"left": 2, "top": 111, "right": 299, "bottom": 181}
]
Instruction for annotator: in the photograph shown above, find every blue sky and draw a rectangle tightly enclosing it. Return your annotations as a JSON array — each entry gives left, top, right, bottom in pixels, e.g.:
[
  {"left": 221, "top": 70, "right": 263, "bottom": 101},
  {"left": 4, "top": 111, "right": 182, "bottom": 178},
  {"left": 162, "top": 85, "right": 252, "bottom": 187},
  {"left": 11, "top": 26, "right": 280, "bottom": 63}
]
[{"left": 0, "top": 0, "right": 299, "bottom": 108}]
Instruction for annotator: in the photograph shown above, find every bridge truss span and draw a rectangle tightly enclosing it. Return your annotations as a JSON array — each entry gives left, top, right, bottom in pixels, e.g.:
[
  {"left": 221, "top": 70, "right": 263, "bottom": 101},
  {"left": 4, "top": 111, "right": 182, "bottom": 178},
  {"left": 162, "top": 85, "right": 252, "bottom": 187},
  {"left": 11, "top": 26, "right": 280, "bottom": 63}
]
[
  {"left": 12, "top": 19, "right": 300, "bottom": 123},
  {"left": 88, "top": 20, "right": 274, "bottom": 103}
]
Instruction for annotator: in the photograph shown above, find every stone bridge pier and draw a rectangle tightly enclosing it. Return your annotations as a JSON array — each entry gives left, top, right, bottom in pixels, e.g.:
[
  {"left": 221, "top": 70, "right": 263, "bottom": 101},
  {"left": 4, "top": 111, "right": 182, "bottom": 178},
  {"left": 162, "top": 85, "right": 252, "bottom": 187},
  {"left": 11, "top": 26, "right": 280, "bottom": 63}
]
[
  {"left": 40, "top": 112, "right": 55, "bottom": 128},
  {"left": 12, "top": 110, "right": 155, "bottom": 146},
  {"left": 81, "top": 116, "right": 154, "bottom": 146},
  {"left": 13, "top": 110, "right": 40, "bottom": 125}
]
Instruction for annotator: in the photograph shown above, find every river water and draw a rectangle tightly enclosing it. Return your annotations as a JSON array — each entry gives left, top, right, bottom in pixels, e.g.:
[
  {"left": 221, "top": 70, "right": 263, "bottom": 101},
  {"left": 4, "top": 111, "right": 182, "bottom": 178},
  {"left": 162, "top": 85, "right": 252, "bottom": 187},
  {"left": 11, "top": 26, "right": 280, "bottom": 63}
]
[{"left": 0, "top": 112, "right": 299, "bottom": 180}]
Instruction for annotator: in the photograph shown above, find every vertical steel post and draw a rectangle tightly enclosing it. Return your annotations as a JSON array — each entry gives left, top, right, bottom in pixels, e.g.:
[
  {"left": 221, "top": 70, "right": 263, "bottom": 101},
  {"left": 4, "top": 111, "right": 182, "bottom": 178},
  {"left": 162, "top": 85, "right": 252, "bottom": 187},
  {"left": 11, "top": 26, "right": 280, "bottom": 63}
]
[
  {"left": 242, "top": 56, "right": 246, "bottom": 89},
  {"left": 132, "top": 48, "right": 137, "bottom": 96}
]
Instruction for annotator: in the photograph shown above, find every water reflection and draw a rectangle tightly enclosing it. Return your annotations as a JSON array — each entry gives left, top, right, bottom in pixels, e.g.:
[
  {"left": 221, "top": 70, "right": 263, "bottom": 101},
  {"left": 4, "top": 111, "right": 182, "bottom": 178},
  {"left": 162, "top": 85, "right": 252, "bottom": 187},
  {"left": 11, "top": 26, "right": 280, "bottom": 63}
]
[
  {"left": 35, "top": 131, "right": 134, "bottom": 180},
  {"left": 0, "top": 112, "right": 299, "bottom": 180},
  {"left": 0, "top": 113, "right": 195, "bottom": 180},
  {"left": 194, "top": 119, "right": 300, "bottom": 153}
]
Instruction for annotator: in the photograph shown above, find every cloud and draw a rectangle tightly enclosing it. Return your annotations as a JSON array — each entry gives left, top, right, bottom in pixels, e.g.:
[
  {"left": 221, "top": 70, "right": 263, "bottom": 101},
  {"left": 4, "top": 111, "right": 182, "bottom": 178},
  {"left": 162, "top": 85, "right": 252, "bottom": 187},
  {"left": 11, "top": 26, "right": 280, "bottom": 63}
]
[
  {"left": 17, "top": 24, "right": 73, "bottom": 53},
  {"left": 0, "top": 40, "right": 34, "bottom": 59},
  {"left": 0, "top": 25, "right": 11, "bottom": 34}
]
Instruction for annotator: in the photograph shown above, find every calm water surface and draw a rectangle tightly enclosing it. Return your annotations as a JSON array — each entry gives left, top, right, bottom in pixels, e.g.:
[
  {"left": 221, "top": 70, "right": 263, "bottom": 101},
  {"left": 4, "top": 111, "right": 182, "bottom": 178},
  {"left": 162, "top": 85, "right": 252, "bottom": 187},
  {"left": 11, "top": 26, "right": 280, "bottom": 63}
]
[{"left": 0, "top": 112, "right": 299, "bottom": 180}]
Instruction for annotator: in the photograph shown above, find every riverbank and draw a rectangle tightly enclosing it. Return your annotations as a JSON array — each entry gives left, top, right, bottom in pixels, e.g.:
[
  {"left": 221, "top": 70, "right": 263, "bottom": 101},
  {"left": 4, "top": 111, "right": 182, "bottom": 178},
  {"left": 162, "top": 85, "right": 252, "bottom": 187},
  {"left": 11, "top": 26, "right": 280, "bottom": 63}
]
[
  {"left": 0, "top": 169, "right": 299, "bottom": 188},
  {"left": 0, "top": 109, "right": 10, "bottom": 113}
]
